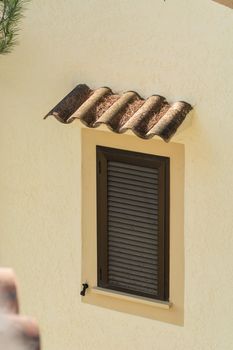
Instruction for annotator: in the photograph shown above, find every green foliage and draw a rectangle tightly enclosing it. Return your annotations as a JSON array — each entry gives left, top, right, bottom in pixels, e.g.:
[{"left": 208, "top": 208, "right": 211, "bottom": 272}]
[{"left": 0, "top": 0, "right": 29, "bottom": 54}]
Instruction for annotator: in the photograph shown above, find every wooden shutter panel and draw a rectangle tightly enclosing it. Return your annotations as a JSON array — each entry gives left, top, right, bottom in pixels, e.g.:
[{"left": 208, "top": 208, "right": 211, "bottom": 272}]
[{"left": 97, "top": 146, "right": 169, "bottom": 301}]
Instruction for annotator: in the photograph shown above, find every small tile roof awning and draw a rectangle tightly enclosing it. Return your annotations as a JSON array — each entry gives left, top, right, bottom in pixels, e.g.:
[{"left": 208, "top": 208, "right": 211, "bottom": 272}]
[{"left": 45, "top": 84, "right": 192, "bottom": 142}]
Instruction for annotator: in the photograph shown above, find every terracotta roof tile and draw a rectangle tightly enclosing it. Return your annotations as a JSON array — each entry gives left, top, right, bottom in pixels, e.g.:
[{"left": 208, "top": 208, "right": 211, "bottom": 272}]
[
  {"left": 212, "top": 0, "right": 233, "bottom": 9},
  {"left": 45, "top": 84, "right": 192, "bottom": 142}
]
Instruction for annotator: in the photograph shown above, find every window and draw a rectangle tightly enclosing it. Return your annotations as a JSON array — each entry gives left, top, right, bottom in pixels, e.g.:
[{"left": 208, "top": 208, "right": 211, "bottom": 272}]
[
  {"left": 81, "top": 128, "right": 184, "bottom": 325},
  {"left": 96, "top": 146, "right": 170, "bottom": 302}
]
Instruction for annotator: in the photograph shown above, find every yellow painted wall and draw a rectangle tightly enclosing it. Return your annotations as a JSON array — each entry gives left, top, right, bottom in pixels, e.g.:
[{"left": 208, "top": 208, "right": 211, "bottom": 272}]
[{"left": 0, "top": 1, "right": 233, "bottom": 349}]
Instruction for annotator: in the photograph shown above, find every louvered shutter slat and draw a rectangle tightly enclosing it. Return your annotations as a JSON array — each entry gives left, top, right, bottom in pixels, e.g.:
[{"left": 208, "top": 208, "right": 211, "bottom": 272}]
[
  {"left": 108, "top": 176, "right": 158, "bottom": 189},
  {"left": 109, "top": 256, "right": 158, "bottom": 272},
  {"left": 108, "top": 264, "right": 158, "bottom": 278},
  {"left": 108, "top": 199, "right": 158, "bottom": 212},
  {"left": 109, "top": 216, "right": 158, "bottom": 231},
  {"left": 109, "top": 251, "right": 158, "bottom": 266},
  {"left": 108, "top": 191, "right": 158, "bottom": 205},
  {"left": 108, "top": 232, "right": 158, "bottom": 246},
  {"left": 109, "top": 222, "right": 159, "bottom": 236}
]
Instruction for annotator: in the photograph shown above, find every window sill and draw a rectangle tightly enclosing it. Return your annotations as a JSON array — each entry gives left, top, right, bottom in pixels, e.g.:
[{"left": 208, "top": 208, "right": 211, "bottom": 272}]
[{"left": 92, "top": 287, "right": 172, "bottom": 310}]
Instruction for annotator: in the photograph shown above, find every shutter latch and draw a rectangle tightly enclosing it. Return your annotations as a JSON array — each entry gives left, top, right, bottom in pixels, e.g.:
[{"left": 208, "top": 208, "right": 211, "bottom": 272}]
[{"left": 80, "top": 283, "right": 89, "bottom": 296}]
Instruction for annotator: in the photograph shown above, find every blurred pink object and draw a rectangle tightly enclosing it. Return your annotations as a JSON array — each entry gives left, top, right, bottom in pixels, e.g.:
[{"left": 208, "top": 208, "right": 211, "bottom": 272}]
[{"left": 0, "top": 268, "right": 40, "bottom": 350}]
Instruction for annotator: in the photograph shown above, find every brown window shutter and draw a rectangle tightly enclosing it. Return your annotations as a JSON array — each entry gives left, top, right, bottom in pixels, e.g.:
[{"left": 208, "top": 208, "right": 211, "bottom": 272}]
[{"left": 97, "top": 146, "right": 169, "bottom": 301}]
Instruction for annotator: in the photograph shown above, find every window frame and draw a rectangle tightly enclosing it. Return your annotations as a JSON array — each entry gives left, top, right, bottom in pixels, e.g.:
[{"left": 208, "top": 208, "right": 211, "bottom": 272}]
[{"left": 96, "top": 146, "right": 170, "bottom": 302}]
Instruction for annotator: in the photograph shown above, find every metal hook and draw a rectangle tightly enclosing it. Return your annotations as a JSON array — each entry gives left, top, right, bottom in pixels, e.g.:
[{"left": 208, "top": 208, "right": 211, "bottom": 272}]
[{"left": 80, "top": 283, "right": 89, "bottom": 296}]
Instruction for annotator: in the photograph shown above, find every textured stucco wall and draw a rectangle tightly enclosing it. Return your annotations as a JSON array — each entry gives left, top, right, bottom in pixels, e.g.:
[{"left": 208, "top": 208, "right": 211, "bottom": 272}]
[{"left": 0, "top": 1, "right": 233, "bottom": 349}]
